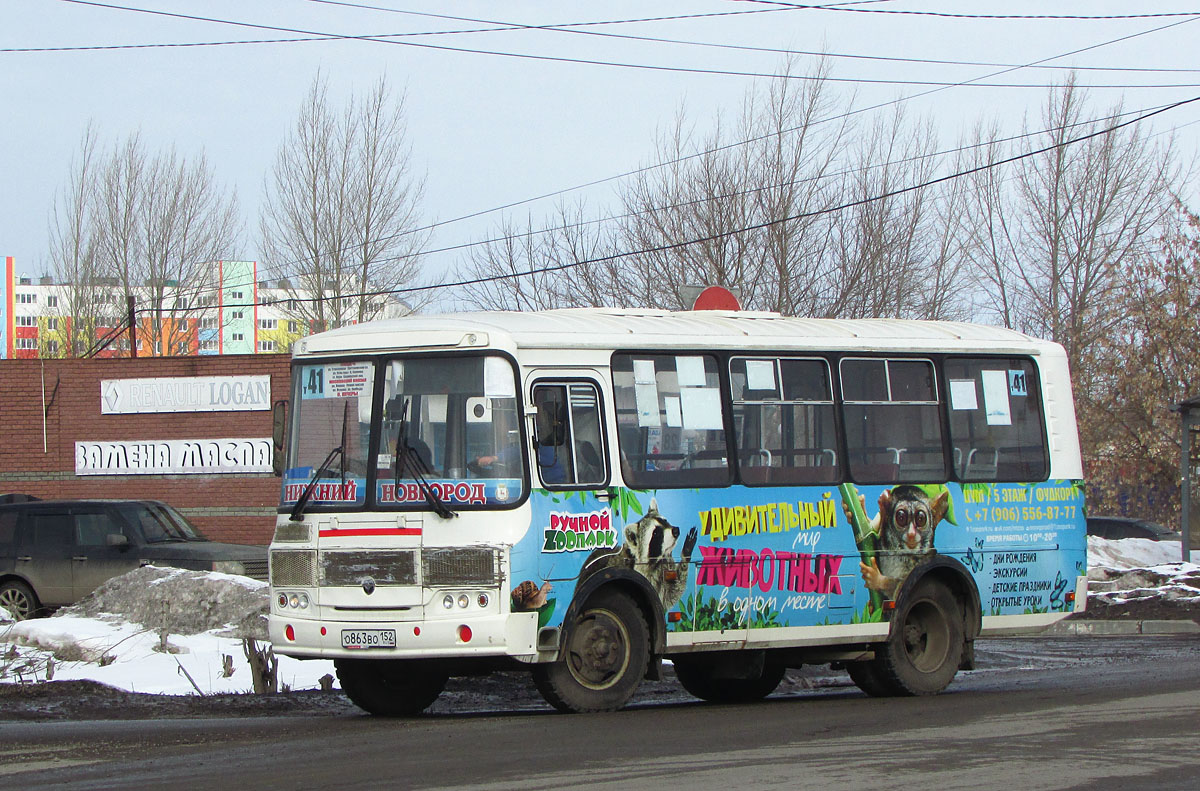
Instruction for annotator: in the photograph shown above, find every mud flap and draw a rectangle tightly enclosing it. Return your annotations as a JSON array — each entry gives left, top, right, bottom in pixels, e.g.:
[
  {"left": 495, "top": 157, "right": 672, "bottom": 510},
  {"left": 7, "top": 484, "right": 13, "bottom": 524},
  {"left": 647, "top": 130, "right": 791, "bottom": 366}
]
[{"left": 959, "top": 639, "right": 975, "bottom": 671}]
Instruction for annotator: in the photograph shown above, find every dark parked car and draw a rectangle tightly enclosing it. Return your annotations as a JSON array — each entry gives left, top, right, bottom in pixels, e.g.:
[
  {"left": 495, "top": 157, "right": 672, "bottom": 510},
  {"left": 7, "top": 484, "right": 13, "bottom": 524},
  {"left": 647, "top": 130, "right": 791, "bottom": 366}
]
[
  {"left": 0, "top": 498, "right": 267, "bottom": 621},
  {"left": 1086, "top": 516, "right": 1181, "bottom": 541}
]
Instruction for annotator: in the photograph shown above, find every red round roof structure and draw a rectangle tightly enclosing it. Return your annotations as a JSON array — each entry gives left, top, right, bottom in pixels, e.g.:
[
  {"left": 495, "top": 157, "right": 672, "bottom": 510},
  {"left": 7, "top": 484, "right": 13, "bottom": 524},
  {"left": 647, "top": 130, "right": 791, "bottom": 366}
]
[{"left": 691, "top": 286, "right": 741, "bottom": 311}]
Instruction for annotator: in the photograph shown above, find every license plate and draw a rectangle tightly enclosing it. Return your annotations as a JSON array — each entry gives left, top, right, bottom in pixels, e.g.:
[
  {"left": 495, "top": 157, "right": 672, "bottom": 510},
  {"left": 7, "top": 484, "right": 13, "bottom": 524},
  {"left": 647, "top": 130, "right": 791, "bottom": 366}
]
[{"left": 341, "top": 629, "right": 397, "bottom": 650}]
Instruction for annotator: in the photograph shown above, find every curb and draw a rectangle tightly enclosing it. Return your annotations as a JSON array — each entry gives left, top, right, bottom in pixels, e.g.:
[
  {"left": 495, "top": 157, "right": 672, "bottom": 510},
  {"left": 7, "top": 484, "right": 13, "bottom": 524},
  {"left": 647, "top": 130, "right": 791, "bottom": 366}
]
[{"left": 1039, "top": 619, "right": 1200, "bottom": 636}]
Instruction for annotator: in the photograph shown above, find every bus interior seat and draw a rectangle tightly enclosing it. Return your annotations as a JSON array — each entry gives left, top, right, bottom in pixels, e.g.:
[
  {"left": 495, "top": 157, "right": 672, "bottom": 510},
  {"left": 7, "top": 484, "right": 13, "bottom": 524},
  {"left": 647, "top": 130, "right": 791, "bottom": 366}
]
[{"left": 576, "top": 440, "right": 604, "bottom": 482}]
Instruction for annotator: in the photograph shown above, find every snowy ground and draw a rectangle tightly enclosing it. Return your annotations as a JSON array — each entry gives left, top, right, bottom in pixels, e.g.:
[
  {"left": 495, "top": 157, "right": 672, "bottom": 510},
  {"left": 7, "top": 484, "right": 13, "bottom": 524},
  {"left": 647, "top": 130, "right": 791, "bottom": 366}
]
[
  {"left": 1, "top": 538, "right": 1197, "bottom": 697},
  {"left": 0, "top": 566, "right": 336, "bottom": 696}
]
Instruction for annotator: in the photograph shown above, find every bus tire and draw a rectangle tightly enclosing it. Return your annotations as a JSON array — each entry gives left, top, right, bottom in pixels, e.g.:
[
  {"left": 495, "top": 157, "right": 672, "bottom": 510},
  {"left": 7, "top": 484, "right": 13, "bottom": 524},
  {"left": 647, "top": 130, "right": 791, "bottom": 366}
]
[
  {"left": 876, "top": 578, "right": 964, "bottom": 696},
  {"left": 335, "top": 659, "right": 447, "bottom": 716},
  {"left": 846, "top": 659, "right": 892, "bottom": 697},
  {"left": 673, "top": 659, "right": 786, "bottom": 703},
  {"left": 533, "top": 589, "right": 648, "bottom": 713}
]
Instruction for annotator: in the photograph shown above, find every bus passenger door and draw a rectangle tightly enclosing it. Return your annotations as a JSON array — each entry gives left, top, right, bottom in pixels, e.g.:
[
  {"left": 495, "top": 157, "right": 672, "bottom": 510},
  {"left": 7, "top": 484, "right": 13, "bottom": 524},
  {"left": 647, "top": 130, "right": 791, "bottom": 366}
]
[{"left": 527, "top": 377, "right": 615, "bottom": 605}]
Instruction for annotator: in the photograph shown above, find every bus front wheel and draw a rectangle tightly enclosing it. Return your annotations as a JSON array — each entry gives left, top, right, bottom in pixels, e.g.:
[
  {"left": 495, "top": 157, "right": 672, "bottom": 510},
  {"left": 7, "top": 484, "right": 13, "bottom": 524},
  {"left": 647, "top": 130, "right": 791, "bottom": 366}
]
[
  {"left": 335, "top": 659, "right": 448, "bottom": 716},
  {"left": 860, "top": 579, "right": 964, "bottom": 696},
  {"left": 533, "top": 589, "right": 649, "bottom": 713}
]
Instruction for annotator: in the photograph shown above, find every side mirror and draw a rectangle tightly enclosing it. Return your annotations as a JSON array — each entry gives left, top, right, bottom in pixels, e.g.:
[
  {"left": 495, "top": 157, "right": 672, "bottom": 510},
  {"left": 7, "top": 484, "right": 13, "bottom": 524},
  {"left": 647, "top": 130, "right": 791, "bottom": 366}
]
[
  {"left": 106, "top": 533, "right": 130, "bottom": 549},
  {"left": 272, "top": 399, "right": 289, "bottom": 477}
]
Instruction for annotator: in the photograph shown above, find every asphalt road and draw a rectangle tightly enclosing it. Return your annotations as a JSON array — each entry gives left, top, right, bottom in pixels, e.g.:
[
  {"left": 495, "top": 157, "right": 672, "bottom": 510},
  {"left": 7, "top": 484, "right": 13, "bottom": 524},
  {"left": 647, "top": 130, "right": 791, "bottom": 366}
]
[{"left": 3, "top": 636, "right": 1199, "bottom": 791}]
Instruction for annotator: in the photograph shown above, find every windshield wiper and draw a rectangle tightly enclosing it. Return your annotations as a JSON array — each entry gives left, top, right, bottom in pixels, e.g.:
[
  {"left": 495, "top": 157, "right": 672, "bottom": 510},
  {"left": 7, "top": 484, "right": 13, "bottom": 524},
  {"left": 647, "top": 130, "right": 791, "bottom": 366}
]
[
  {"left": 392, "top": 397, "right": 457, "bottom": 520},
  {"left": 289, "top": 445, "right": 344, "bottom": 522}
]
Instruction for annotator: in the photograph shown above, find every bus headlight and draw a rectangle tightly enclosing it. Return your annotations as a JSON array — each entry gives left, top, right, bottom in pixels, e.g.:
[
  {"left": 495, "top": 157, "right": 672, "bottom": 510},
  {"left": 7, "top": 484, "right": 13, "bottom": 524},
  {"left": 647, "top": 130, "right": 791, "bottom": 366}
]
[{"left": 276, "top": 591, "right": 310, "bottom": 610}]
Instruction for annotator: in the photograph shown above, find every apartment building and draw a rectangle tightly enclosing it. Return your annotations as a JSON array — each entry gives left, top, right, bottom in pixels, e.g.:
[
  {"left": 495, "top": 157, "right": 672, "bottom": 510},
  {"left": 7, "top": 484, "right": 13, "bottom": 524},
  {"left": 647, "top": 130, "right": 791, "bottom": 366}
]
[{"left": 0, "top": 257, "right": 407, "bottom": 358}]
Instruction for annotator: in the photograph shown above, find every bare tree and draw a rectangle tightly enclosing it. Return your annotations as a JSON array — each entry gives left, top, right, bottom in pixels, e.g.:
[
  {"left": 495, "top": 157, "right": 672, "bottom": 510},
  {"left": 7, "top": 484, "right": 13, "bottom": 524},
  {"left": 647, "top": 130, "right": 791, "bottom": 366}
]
[
  {"left": 745, "top": 59, "right": 849, "bottom": 317},
  {"left": 47, "top": 129, "right": 241, "bottom": 356},
  {"left": 616, "top": 107, "right": 758, "bottom": 309},
  {"left": 260, "top": 75, "right": 428, "bottom": 330},
  {"left": 458, "top": 200, "right": 617, "bottom": 311},
  {"left": 1081, "top": 202, "right": 1200, "bottom": 525},
  {"left": 828, "top": 106, "right": 957, "bottom": 319},
  {"left": 962, "top": 76, "right": 1183, "bottom": 387},
  {"left": 46, "top": 126, "right": 103, "bottom": 357},
  {"left": 457, "top": 59, "right": 858, "bottom": 314},
  {"left": 458, "top": 57, "right": 972, "bottom": 320}
]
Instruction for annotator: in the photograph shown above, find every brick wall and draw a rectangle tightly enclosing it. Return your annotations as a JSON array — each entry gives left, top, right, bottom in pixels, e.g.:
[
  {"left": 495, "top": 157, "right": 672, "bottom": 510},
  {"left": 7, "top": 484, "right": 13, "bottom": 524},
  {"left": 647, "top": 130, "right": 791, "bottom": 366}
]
[{"left": 0, "top": 355, "right": 292, "bottom": 545}]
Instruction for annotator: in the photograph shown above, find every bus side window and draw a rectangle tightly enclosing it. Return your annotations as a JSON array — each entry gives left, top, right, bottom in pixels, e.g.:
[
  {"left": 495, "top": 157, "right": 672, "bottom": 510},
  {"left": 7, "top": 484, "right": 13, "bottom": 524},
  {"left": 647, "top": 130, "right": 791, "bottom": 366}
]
[
  {"left": 729, "top": 357, "right": 840, "bottom": 486},
  {"left": 840, "top": 357, "right": 947, "bottom": 484},
  {"left": 611, "top": 354, "right": 732, "bottom": 489},
  {"left": 945, "top": 357, "right": 1047, "bottom": 482}
]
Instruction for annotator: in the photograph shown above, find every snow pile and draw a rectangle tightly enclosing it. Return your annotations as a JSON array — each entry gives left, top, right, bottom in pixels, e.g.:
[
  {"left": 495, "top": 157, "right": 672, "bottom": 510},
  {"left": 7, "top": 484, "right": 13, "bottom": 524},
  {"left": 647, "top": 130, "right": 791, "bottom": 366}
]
[
  {"left": 1086, "top": 536, "right": 1200, "bottom": 618},
  {"left": 66, "top": 565, "right": 269, "bottom": 638},
  {"left": 1, "top": 566, "right": 335, "bottom": 695},
  {"left": 1087, "top": 535, "right": 1185, "bottom": 571}
]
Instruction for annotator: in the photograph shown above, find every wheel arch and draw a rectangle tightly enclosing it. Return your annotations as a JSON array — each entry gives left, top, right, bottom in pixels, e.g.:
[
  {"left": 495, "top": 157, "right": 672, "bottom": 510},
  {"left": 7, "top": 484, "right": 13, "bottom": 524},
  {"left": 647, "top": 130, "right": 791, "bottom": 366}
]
[
  {"left": 0, "top": 573, "right": 38, "bottom": 598},
  {"left": 557, "top": 567, "right": 665, "bottom": 657}
]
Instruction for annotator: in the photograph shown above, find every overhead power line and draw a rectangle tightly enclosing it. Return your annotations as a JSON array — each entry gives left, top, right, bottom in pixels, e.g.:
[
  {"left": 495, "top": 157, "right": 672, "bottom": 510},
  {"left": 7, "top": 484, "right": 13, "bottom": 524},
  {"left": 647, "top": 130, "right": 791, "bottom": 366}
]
[
  {"left": 46, "top": 1, "right": 1200, "bottom": 89},
  {"left": 299, "top": 0, "right": 1200, "bottom": 75},
  {"left": 303, "top": 94, "right": 1200, "bottom": 301},
  {"left": 10, "top": 0, "right": 1195, "bottom": 78},
  {"left": 732, "top": 1, "right": 1200, "bottom": 21},
  {"left": 118, "top": 92, "right": 1189, "bottom": 317}
]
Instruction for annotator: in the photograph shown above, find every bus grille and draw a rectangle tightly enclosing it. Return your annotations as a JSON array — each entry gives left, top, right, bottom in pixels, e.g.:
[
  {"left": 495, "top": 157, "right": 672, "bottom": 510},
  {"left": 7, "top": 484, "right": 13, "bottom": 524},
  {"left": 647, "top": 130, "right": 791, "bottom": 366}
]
[
  {"left": 270, "top": 550, "right": 317, "bottom": 587},
  {"left": 423, "top": 547, "right": 500, "bottom": 587},
  {"left": 322, "top": 550, "right": 417, "bottom": 587}
]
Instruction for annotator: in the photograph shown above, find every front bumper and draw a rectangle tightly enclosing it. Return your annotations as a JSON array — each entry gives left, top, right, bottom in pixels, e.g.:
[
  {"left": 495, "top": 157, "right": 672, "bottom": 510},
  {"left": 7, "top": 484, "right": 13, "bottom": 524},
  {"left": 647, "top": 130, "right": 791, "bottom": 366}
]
[{"left": 269, "top": 611, "right": 539, "bottom": 660}]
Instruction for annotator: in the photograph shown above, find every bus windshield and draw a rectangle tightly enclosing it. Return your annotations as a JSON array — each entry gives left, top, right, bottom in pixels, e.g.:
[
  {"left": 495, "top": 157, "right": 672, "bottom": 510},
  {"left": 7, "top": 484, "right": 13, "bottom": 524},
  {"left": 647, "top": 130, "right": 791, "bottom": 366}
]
[
  {"left": 282, "top": 354, "right": 525, "bottom": 510},
  {"left": 377, "top": 355, "right": 524, "bottom": 508}
]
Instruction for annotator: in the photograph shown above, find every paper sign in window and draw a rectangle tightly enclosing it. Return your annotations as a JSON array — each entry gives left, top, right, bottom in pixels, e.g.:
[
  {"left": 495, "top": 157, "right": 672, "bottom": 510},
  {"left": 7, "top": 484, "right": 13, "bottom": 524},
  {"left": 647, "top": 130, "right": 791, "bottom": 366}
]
[
  {"left": 949, "top": 379, "right": 978, "bottom": 411},
  {"left": 745, "top": 360, "right": 777, "bottom": 392},
  {"left": 635, "top": 383, "right": 661, "bottom": 427},
  {"left": 633, "top": 359, "right": 656, "bottom": 385},
  {"left": 1008, "top": 369, "right": 1028, "bottom": 397},
  {"left": 484, "top": 357, "right": 516, "bottom": 398},
  {"left": 981, "top": 370, "right": 1012, "bottom": 426},
  {"left": 675, "top": 356, "right": 707, "bottom": 388},
  {"left": 680, "top": 387, "right": 723, "bottom": 430},
  {"left": 664, "top": 396, "right": 682, "bottom": 427}
]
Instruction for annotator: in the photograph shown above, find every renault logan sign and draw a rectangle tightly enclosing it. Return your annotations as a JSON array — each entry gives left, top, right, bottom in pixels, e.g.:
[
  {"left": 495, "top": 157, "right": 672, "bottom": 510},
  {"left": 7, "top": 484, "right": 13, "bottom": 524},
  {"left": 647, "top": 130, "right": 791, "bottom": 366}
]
[{"left": 101, "top": 375, "right": 271, "bottom": 414}]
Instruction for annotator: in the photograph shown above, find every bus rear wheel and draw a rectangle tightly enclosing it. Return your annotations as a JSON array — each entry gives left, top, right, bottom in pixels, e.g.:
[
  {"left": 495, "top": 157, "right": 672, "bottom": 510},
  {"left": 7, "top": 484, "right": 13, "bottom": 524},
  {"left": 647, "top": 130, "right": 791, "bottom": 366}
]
[
  {"left": 673, "top": 659, "right": 786, "bottom": 703},
  {"left": 335, "top": 659, "right": 448, "bottom": 716},
  {"left": 846, "top": 659, "right": 893, "bottom": 697},
  {"left": 533, "top": 589, "right": 648, "bottom": 713},
  {"left": 861, "top": 579, "right": 964, "bottom": 696}
]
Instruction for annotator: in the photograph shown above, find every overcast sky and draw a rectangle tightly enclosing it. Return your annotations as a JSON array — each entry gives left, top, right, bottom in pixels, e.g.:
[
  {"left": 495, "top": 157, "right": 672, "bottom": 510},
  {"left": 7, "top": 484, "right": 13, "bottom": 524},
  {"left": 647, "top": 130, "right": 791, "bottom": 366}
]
[{"left": 3, "top": 1, "right": 1198, "bottom": 308}]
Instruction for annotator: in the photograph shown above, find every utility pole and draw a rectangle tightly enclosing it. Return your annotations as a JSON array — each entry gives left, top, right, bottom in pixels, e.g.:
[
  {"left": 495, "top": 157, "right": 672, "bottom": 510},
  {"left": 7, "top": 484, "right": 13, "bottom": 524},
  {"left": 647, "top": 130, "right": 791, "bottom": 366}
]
[{"left": 127, "top": 295, "right": 137, "bottom": 358}]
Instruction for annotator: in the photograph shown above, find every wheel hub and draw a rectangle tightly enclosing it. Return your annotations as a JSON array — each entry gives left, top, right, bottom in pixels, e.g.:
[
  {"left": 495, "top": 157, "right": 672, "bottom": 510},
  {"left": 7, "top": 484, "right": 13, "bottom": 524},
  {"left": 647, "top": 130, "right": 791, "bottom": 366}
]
[
  {"left": 903, "top": 602, "right": 948, "bottom": 672},
  {"left": 566, "top": 610, "right": 629, "bottom": 689}
]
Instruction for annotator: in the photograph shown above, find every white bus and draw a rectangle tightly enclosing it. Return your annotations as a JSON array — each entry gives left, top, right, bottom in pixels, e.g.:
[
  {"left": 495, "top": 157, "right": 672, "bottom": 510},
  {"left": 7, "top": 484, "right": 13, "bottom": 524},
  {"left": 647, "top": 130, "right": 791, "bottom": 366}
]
[{"left": 268, "top": 308, "right": 1087, "bottom": 714}]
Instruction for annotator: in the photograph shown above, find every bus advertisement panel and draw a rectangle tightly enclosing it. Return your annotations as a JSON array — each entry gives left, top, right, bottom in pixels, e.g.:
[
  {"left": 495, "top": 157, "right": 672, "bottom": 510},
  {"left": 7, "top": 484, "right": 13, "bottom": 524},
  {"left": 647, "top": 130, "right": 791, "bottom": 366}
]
[{"left": 509, "top": 480, "right": 1085, "bottom": 634}]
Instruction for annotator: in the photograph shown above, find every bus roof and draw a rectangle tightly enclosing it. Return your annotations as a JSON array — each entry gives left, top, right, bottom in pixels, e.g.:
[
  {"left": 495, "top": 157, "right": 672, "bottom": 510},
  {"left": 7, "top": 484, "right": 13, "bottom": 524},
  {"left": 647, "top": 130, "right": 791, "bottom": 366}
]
[{"left": 297, "top": 308, "right": 1057, "bottom": 357}]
